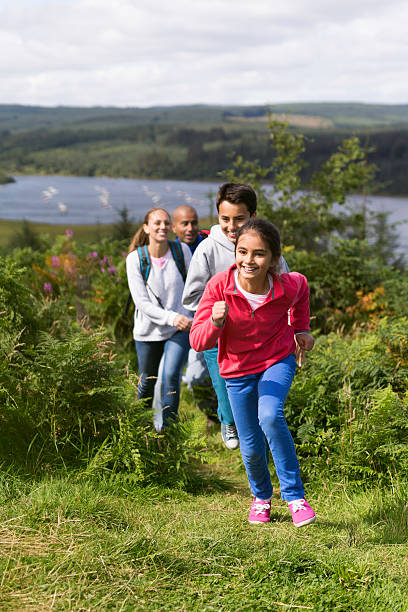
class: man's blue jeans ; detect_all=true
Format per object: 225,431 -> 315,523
135,331 -> 190,431
203,345 -> 235,426
225,353 -> 304,501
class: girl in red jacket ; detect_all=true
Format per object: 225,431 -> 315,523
190,218 -> 316,527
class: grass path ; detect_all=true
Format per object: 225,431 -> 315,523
1,423 -> 408,610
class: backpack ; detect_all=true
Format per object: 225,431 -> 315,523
125,240 -> 186,315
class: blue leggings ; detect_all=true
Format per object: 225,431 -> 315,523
225,354 -> 304,501
203,345 -> 235,426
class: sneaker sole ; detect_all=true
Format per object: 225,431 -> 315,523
224,441 -> 239,450
293,515 -> 316,527
248,519 -> 270,524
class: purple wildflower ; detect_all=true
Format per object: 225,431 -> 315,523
51,255 -> 60,268
65,229 -> 73,238
43,282 -> 52,295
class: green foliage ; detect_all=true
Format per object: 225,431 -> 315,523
109,206 -> 137,242
286,317 -> 408,484
285,238 -> 394,333
0,249 -> 206,488
222,117 -> 379,254
311,137 -> 376,206
3,103 -> 408,193
268,118 -> 307,200
0,255 -> 39,341
6,219 -> 44,252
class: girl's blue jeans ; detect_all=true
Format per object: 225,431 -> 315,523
135,330 -> 190,431
203,345 -> 235,426
225,353 -> 304,501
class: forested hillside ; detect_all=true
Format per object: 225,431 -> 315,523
1,103 -> 408,193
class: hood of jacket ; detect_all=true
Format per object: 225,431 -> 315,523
209,224 -> 235,252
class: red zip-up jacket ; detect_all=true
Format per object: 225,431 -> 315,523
189,265 -> 310,378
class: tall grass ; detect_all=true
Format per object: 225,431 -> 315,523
0,452 -> 407,610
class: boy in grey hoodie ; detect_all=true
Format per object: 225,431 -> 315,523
182,183 -> 289,449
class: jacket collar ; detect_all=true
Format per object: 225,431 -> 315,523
224,264 -> 285,300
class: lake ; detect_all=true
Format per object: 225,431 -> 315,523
1,175 -> 408,253
0,175 -> 220,225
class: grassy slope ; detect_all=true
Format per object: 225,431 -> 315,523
0,220 -> 114,248
1,393 -> 407,611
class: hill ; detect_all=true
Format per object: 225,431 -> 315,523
2,102 -> 408,132
1,103 -> 408,194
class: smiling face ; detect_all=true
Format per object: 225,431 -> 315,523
143,209 -> 171,244
235,230 -> 277,291
172,206 -> 199,245
218,200 -> 253,243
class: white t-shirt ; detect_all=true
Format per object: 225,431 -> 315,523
234,270 -> 273,311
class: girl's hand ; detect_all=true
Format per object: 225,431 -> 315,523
212,301 -> 229,327
295,332 -> 314,367
174,314 -> 192,331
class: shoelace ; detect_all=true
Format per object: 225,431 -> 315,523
225,425 -> 238,439
289,499 -> 306,512
253,502 -> 270,515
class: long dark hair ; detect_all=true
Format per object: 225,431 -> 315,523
235,218 -> 281,274
128,207 -> 170,253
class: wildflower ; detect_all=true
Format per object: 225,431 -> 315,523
65,229 -> 73,238
43,282 -> 52,295
51,255 -> 60,268
101,268 -> 106,273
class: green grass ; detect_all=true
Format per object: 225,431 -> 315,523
0,218 -> 216,250
1,398 -> 408,611
0,220 -> 115,249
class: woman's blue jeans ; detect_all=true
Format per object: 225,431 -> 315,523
203,345 -> 235,426
225,353 -> 304,501
135,331 -> 190,431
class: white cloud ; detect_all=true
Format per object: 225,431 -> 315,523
0,0 -> 407,106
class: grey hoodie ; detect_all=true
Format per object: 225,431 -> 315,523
182,224 -> 289,312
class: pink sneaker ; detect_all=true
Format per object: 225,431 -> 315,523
288,498 -> 316,527
248,497 -> 271,524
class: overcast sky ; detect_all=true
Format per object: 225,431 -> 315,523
1,0 -> 408,108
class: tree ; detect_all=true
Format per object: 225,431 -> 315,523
7,219 -> 43,252
221,117 -> 379,255
110,207 -> 136,242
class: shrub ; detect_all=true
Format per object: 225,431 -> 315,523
0,257 -> 206,488
286,317 -> 408,484
285,238 -> 393,334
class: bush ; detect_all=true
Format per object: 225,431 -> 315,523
285,238 -> 405,334
0,256 -> 206,488
286,317 -> 408,484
